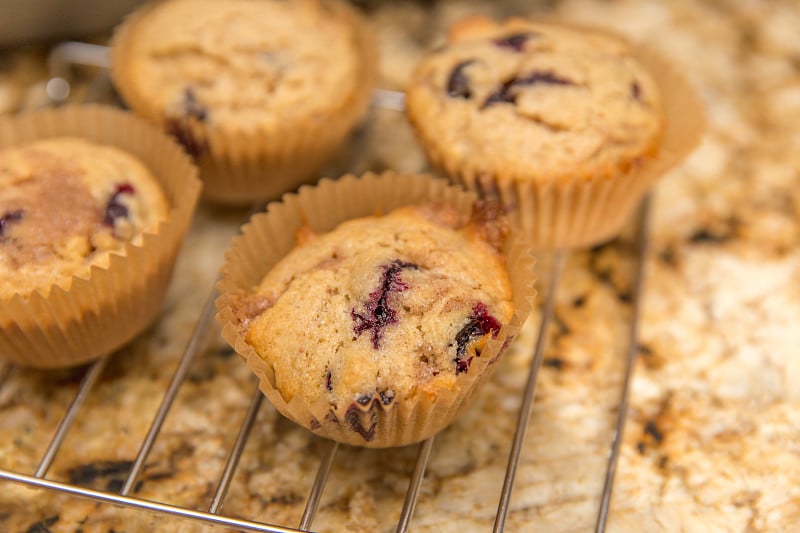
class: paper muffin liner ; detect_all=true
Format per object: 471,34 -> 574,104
0,105 -> 201,368
216,172 -> 536,448
110,0 -> 378,205
410,22 -> 705,250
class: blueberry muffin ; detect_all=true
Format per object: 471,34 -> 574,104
111,0 -> 377,204
0,138 -> 167,297
217,172 -> 534,447
0,106 -> 200,367
237,203 -> 512,409
406,16 -> 692,248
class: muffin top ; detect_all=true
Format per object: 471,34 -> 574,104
0,138 -> 168,298
406,16 -> 664,183
112,0 -> 375,133
234,203 -> 514,411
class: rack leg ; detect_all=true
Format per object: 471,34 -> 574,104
209,391 -> 264,514
35,356 -> 109,478
298,440 -> 339,531
493,251 -> 567,532
594,196 -> 652,533
395,436 -> 435,533
120,289 -> 218,496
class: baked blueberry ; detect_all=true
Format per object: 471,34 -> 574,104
482,71 -> 574,108
181,87 -> 208,122
453,302 -> 502,374
493,32 -> 535,52
351,260 -> 418,349
0,210 -> 23,239
166,119 -> 208,159
104,183 -> 136,227
446,60 -> 476,99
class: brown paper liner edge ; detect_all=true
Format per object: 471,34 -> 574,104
408,20 -> 706,249
110,1 -> 379,205
0,105 -> 201,367
215,171 -> 536,447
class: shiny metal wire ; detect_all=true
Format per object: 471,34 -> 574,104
209,391 -> 264,515
121,289 -> 219,497
34,355 -> 109,478
0,41 -> 653,533
396,437 -> 435,533
493,251 -> 566,532
594,196 -> 652,533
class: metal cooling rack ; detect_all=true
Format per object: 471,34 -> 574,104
0,42 -> 652,533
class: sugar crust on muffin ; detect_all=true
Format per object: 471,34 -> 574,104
232,203 -> 514,410
406,16 -> 664,183
114,0 -> 375,135
0,137 -> 168,297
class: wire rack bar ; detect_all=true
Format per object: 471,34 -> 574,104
120,288 -> 218,496
0,469 -> 303,533
371,88 -> 407,111
34,355 -> 109,478
298,440 -> 339,531
493,251 -> 566,532
594,196 -> 652,533
209,390 -> 264,514
395,436 -> 435,533
47,41 -> 110,72
45,42 -> 112,104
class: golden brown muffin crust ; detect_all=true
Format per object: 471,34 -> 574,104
114,0 -> 374,133
1,149 -> 100,268
0,138 -> 168,297
239,204 -> 515,410
406,16 -> 664,184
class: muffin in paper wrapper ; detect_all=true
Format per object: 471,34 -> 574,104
0,105 -> 201,368
407,19 -> 706,249
216,172 -> 535,448
110,0 -> 378,205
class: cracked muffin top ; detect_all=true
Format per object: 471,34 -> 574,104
0,138 -> 168,297
406,16 -> 664,183
112,0 -> 375,133
233,203 -> 514,410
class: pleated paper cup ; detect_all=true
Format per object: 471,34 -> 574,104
408,21 -> 705,250
110,0 -> 378,205
0,105 -> 201,368
216,172 -> 535,448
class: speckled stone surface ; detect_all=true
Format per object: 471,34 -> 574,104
1,0 -> 799,532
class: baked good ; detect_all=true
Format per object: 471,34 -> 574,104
111,0 -> 377,204
408,16 -> 663,185
0,138 -> 167,297
0,105 -> 200,368
240,203 -> 512,411
216,172 -> 534,447
406,16 -> 697,248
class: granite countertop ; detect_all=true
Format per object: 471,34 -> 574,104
1,0 -> 799,532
